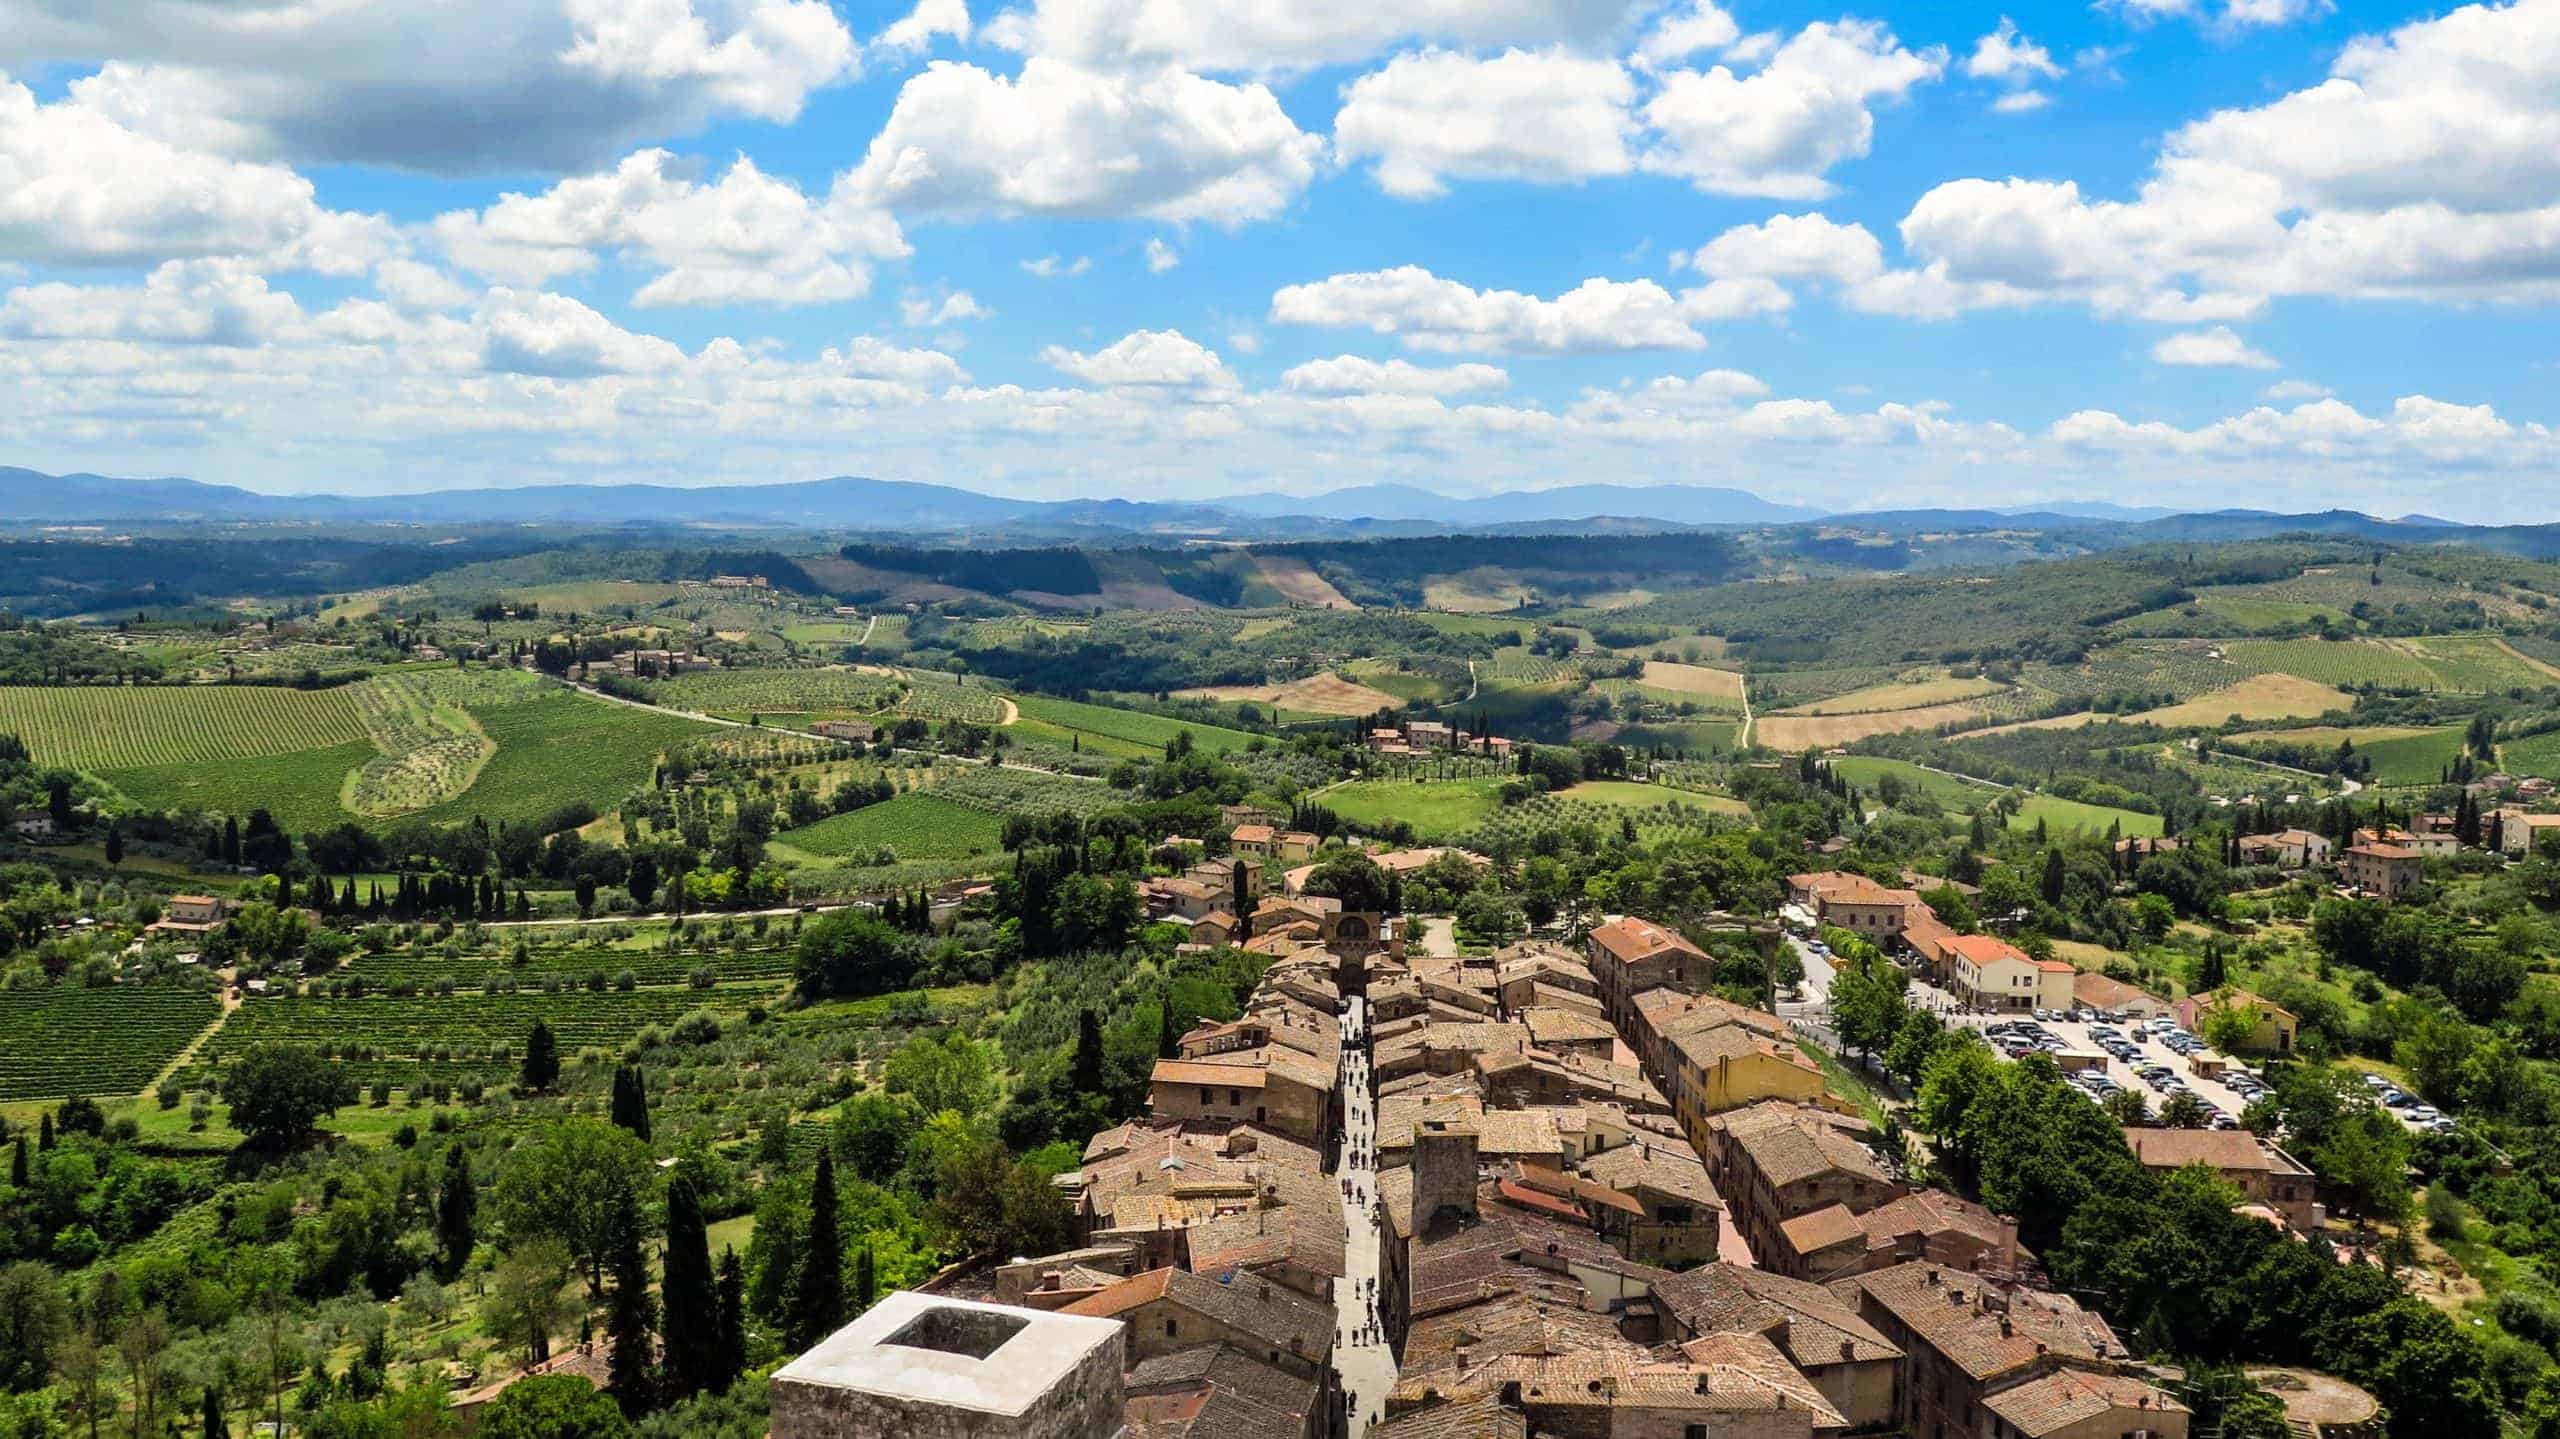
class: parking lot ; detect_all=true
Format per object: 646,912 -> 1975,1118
1780,925 -> 2445,1136
1952,1009 -> 2449,1135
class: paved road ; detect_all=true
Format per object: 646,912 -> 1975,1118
1332,993 -> 1394,1437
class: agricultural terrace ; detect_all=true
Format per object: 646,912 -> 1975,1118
344,938 -> 798,990
2220,639 -> 2438,689
643,666 -> 901,716
0,683 -> 367,768
1631,661 -> 1746,705
1772,671 -> 2005,716
344,670 -> 504,816
889,668 -> 1012,724
0,984 -> 220,1100
775,792 -> 1007,863
1752,700 -> 2003,751
1011,693 -> 1258,756
2502,728 -> 2560,781
194,984 -> 775,1086
403,685 -> 716,828
1320,774 -> 1748,845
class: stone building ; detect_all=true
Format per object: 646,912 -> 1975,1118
769,1293 -> 1126,1439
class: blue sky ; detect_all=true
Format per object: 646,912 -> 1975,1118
1,0 -> 2555,518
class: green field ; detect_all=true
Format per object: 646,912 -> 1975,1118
1828,756 -> 1998,807
777,792 -> 1008,862
2504,729 -> 2560,780
2013,794 -> 2164,838
2233,725 -> 2466,787
0,684 -> 368,768
409,688 -> 713,827
1320,776 -> 1509,839
1556,780 -> 1748,814
102,740 -> 385,834
1827,755 -> 2159,836
1010,694 -> 1257,756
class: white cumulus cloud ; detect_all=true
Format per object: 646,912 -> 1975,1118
2152,327 -> 2279,369
1039,328 -> 1237,391
1281,356 -> 1509,397
16,0 -> 860,173
1334,47 -> 1635,199
433,149 -> 907,307
1641,19 -> 1946,199
847,58 -> 1320,226
1271,266 -> 1714,354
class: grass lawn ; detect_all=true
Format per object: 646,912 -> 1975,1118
1558,780 -> 1750,815
1799,1040 -> 1891,1129
1321,776 -> 1509,840
1828,756 -> 1998,808
2013,794 -> 2164,838
776,793 -> 1007,862
2237,725 -> 2464,787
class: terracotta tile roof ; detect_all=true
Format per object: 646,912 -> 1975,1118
1840,1262 -> 2122,1381
1982,1369 -> 2188,1438
1669,1330 -> 1851,1425
1943,933 -> 2033,968
1507,1163 -> 1647,1218
1577,1140 -> 1723,1210
1065,1267 -> 1332,1359
1370,1393 -> 1526,1439
2071,972 -> 2154,1010
1153,1060 -> 1270,1089
1652,1264 -> 1902,1367
1521,1007 -> 1615,1046
1717,1103 -> 1892,1193
1125,1343 -> 1321,1439
1231,824 -> 1276,843
1780,1203 -> 1869,1257
1588,916 -> 1706,966
2121,1126 -> 2299,1175
1854,1189 -> 2023,1257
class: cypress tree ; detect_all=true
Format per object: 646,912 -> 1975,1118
661,1177 -> 718,1401
435,1142 -> 476,1281
1157,998 -> 1179,1059
2040,847 -> 2066,906
610,1067 -> 652,1140
37,1113 -> 53,1151
522,1020 -> 559,1092
603,1184 -> 658,1414
713,1247 -> 747,1393
788,1150 -> 846,1349
1071,1010 -> 1104,1096
9,1136 -> 25,1187
202,1385 -> 229,1439
853,1240 -> 877,1314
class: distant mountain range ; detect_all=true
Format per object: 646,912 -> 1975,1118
0,466 -> 2540,549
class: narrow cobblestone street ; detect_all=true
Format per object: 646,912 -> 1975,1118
1331,992 -> 1393,1437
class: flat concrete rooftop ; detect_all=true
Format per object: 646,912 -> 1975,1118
773,1291 -> 1122,1417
